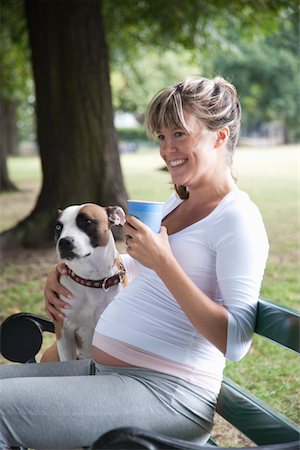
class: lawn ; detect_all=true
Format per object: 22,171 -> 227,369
0,145 -> 299,428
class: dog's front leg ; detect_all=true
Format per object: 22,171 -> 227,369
76,327 -> 94,360
56,324 -> 77,361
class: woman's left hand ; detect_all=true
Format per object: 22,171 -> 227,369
124,215 -> 174,272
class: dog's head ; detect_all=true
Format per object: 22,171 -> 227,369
55,203 -> 125,261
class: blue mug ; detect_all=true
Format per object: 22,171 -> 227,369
127,200 -> 164,233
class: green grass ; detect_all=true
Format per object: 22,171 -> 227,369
121,149 -> 172,201
225,335 -> 299,422
1,144 -> 299,423
1,279 -> 44,316
7,154 -> 42,183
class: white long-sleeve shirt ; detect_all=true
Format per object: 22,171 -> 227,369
93,190 -> 269,393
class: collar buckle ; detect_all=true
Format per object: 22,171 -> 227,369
102,277 -> 109,292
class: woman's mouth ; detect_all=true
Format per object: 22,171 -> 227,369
169,159 -> 187,168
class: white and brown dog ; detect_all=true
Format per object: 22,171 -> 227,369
54,203 -> 126,361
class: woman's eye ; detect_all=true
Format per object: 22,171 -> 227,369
157,134 -> 164,141
175,131 -> 183,138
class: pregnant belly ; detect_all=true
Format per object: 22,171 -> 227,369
91,346 -> 135,367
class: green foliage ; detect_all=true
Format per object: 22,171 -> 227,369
1,0 -> 299,143
203,7 -> 300,141
111,47 -> 200,115
1,0 -> 35,140
0,0 -> 32,101
117,127 -> 147,141
103,0 -> 294,57
107,1 -> 299,140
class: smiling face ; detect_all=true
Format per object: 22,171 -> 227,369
146,77 -> 242,198
158,112 -> 220,190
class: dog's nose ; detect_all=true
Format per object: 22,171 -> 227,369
58,237 -> 76,260
59,237 -> 75,252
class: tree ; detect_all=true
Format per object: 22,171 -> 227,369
109,1 -> 299,135
111,47 -> 201,119
0,97 -> 18,191
1,0 -> 296,247
202,7 -> 300,142
0,0 -> 32,191
1,0 -> 127,246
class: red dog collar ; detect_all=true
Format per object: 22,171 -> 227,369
66,265 -> 125,291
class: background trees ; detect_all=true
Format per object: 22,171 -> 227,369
1,0 -> 298,247
2,0 -> 128,246
0,0 -> 32,191
202,7 -> 299,143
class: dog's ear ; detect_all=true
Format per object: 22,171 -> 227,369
57,209 -> 63,216
106,206 -> 126,227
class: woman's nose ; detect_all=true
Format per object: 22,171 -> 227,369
160,137 -> 176,154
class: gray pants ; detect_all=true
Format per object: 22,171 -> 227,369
0,360 -> 216,449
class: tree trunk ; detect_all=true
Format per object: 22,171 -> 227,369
1,0 -> 127,248
0,96 -> 18,192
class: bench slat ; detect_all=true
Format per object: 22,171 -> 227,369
255,298 -> 300,353
217,377 -> 300,445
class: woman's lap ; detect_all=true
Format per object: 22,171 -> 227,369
0,358 -> 94,379
0,360 -> 212,449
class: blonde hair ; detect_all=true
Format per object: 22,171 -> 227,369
145,76 -> 242,198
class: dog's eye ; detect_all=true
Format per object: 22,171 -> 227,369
76,213 -> 97,230
82,217 -> 97,227
55,222 -> 63,232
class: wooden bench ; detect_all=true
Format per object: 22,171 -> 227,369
0,297 -> 299,449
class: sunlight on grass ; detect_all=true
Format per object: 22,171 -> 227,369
7,155 -> 42,183
121,149 -> 172,201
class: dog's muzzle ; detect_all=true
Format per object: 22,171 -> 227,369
58,237 -> 76,260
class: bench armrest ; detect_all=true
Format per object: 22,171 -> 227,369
92,427 -> 300,450
0,313 -> 54,363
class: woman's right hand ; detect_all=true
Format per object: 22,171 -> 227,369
44,262 -> 73,321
